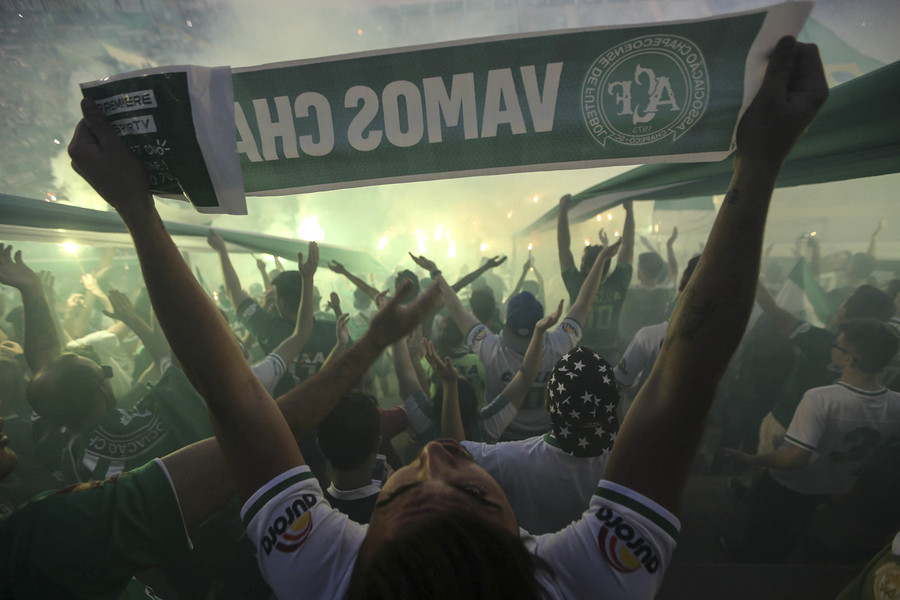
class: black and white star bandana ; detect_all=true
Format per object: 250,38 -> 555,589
546,346 -> 619,458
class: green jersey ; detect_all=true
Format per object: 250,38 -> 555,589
0,459 -> 190,599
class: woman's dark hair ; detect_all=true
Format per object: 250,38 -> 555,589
317,393 -> 381,471
346,511 -> 542,600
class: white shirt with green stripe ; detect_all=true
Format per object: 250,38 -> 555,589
772,382 -> 900,495
240,466 -> 678,599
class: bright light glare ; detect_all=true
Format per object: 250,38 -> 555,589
377,235 -> 388,250
810,231 -> 817,236
434,224 -> 444,241
596,214 -> 602,222
614,231 -> 620,237
186,19 -> 193,27
607,213 -> 613,220
53,139 -> 61,145
296,215 -> 325,242
527,243 -> 533,251
506,211 -> 513,219
480,242 -> 488,252
584,240 -> 591,246
61,242 -> 80,255
448,241 -> 457,258
532,196 -> 539,203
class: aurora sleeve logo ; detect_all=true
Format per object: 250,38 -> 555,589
582,35 -> 709,146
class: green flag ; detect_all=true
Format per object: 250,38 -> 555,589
776,257 -> 833,327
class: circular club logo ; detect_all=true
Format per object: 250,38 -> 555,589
581,34 -> 709,146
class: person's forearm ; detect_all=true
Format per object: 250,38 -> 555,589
257,263 -> 271,290
521,329 -> 546,382
216,247 -> 244,310
746,448 -> 807,469
439,379 -> 465,441
277,334 -> 385,440
618,203 -> 635,265
21,284 -> 61,373
557,203 -> 574,269
123,208 -> 256,402
567,243 -> 616,324
341,269 -> 380,300
666,242 -> 678,283
437,275 -> 478,334
269,273 -> 314,365
452,263 -> 491,292
392,339 -> 423,400
664,158 -> 780,386
506,268 -> 529,304
70,291 -> 96,339
119,314 -> 169,368
756,279 -> 798,337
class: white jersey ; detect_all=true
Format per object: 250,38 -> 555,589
242,466 -> 678,600
771,382 -> 900,495
614,321 -> 667,389
250,353 -> 287,396
463,433 -> 609,534
466,318 -> 582,437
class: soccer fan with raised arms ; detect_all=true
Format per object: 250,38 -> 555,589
66,35 -> 828,600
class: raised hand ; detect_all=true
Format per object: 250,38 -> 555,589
423,338 -> 459,382
407,325 -> 424,361
0,244 -> 40,291
299,242 -> 319,279
102,289 -> 138,324
335,313 -> 351,348
206,230 -> 227,253
326,292 -> 341,313
484,255 -> 507,269
67,99 -> 152,213
367,280 -> 441,349
598,239 -> 623,263
328,260 -> 348,276
667,227 -> 679,247
408,253 -> 438,274
81,272 -> 103,296
736,36 -> 828,164
598,228 -> 609,247
536,299 -> 564,332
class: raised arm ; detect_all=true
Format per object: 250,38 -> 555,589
207,230 -> 252,311
506,257 -> 533,304
565,240 -> 622,325
756,279 -> 801,337
867,218 -> 885,258
603,37 -> 828,514
255,256 -> 272,291
409,253 -> 479,334
103,289 -> 170,367
389,295 -> 425,400
451,255 -> 507,293
666,227 -> 679,283
499,300 -> 562,409
557,194 -> 576,272
617,200 -> 635,266
266,245 -> 317,367
0,245 -> 61,373
69,98 -> 300,502
328,260 -> 380,301
423,339 -> 464,442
